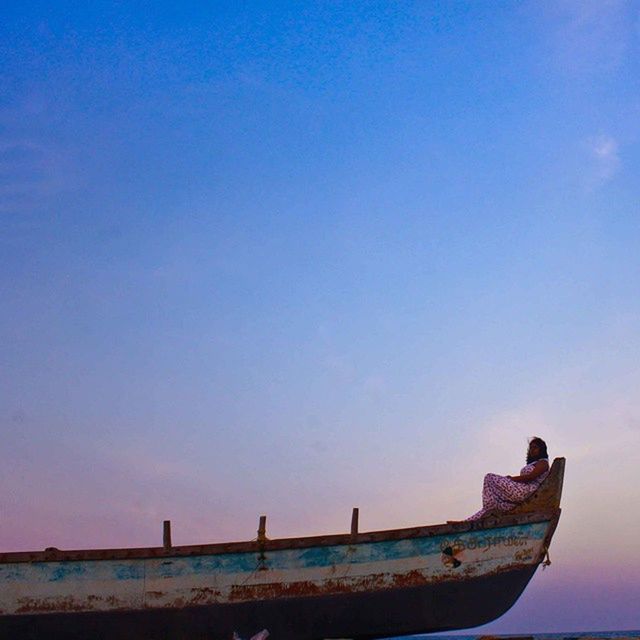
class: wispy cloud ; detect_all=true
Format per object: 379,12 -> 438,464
587,133 -> 621,186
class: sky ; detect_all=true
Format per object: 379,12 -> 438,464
1,0 -> 640,633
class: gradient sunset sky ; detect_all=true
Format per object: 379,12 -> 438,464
2,1 -> 640,633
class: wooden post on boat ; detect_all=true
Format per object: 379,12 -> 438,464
163,520 -> 172,550
257,515 -> 267,542
351,507 -> 359,540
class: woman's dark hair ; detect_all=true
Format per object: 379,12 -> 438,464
527,437 -> 548,463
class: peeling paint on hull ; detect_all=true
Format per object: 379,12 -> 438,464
1,522 -> 549,615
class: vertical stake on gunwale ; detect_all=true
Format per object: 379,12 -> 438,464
351,507 -> 359,539
258,515 -> 267,542
163,520 -> 172,549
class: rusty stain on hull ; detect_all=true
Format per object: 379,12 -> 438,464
15,593 -> 129,614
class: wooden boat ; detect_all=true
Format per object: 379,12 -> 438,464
0,458 -> 565,640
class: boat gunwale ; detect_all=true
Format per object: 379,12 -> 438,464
0,509 -> 560,565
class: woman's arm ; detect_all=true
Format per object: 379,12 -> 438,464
508,459 -> 549,483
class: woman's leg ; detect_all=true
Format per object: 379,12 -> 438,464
484,473 -> 518,509
466,473 -> 518,520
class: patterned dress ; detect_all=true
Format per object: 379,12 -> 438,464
467,458 -> 550,520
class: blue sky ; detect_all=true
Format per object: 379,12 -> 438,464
2,1 -> 640,632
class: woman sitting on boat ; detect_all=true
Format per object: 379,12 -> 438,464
467,437 -> 550,520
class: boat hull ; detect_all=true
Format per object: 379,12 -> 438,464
0,517 -> 557,640
0,562 -> 538,640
